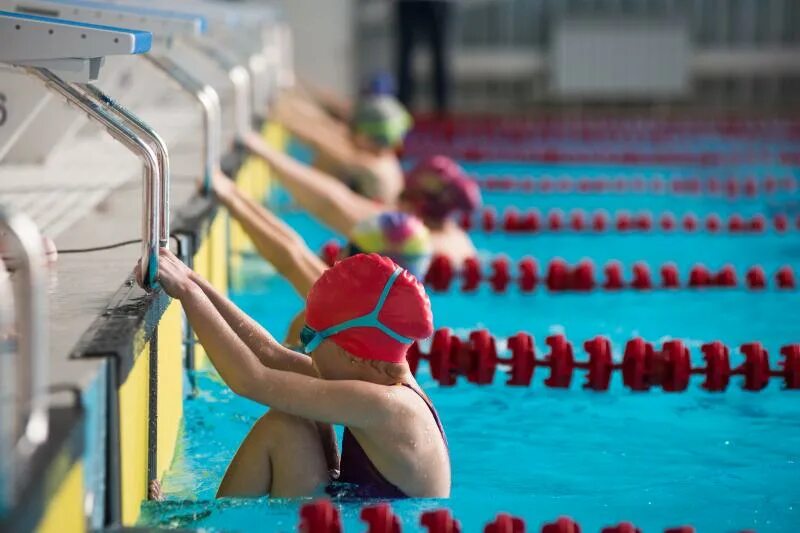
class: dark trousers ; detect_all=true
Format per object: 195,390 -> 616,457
396,1 -> 452,113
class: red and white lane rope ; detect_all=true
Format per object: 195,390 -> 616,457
320,242 -> 796,293
409,115 -> 800,140
462,208 -> 800,234
407,328 -> 800,391
421,255 -> 795,293
471,175 -> 798,196
402,145 -> 800,165
300,499 -> 731,533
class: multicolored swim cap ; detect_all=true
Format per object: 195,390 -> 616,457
304,253 -> 434,363
348,212 -> 432,279
402,155 -> 482,222
351,96 -> 412,149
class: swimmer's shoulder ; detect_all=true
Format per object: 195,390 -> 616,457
430,222 -> 477,263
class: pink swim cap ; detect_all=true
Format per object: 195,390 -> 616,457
305,254 -> 434,363
402,156 -> 482,222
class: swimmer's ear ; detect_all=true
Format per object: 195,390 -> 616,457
366,359 -> 407,382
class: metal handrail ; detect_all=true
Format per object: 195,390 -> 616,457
0,207 -> 48,508
0,249 -> 16,509
144,55 -> 221,195
78,84 -> 171,247
188,39 -> 254,142
27,67 -> 162,290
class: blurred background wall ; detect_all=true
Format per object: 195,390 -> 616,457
279,0 -> 356,97
282,0 -> 800,113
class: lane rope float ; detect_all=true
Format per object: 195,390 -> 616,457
320,242 -> 796,293
299,499 -> 709,533
463,208 -> 800,234
470,175 -> 798,197
423,255 -> 796,293
405,328 -> 800,391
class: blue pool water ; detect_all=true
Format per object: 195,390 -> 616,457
140,157 -> 800,532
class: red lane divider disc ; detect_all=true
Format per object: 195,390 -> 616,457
407,328 -> 800,392
319,241 -> 796,294
413,253 -> 797,293
462,209 -> 797,234
470,176 -> 798,196
297,499 -> 733,532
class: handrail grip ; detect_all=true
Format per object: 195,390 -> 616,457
0,256 -> 13,508
78,83 -> 171,247
188,39 -> 254,142
0,207 -> 48,451
144,54 -> 221,196
27,67 -> 162,290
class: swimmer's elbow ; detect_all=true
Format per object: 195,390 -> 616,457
228,368 -> 263,401
233,366 -> 288,407
227,374 -> 251,399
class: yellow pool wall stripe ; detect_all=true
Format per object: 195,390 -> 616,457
118,343 -> 150,525
36,461 -> 85,533
156,301 -> 184,480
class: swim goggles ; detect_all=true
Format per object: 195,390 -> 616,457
300,266 -> 413,354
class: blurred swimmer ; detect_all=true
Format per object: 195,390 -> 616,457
211,171 -> 431,346
269,91 -> 411,203
241,133 -> 480,263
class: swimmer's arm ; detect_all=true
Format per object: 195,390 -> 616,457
242,133 -> 381,235
214,173 -> 325,297
297,80 -> 353,122
175,272 -> 398,425
138,249 -> 313,379
176,277 -> 389,423
178,285 -> 282,387
188,275 -> 315,376
238,366 -> 403,428
274,97 -> 360,169
313,91 -> 352,123
280,92 -> 349,135
285,90 -> 348,127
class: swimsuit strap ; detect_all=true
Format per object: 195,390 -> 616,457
395,383 -> 448,447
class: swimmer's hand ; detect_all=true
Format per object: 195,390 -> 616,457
196,167 -> 231,199
209,168 -> 235,200
134,248 -> 195,299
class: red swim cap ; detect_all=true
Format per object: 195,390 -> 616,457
402,155 -> 482,222
305,254 -> 434,363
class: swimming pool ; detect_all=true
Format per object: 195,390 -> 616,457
140,140 -> 800,532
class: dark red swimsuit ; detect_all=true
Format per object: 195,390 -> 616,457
327,383 -> 448,499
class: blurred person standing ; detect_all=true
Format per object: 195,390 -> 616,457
395,0 -> 453,115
